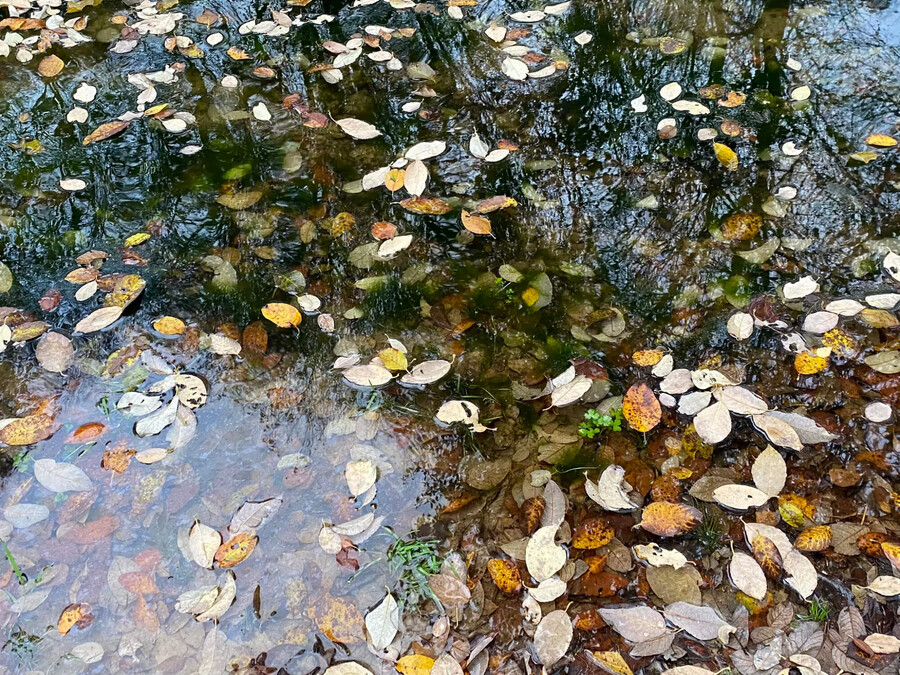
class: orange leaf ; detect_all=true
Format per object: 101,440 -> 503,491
262,302 -> 301,328
58,603 -> 93,635
638,501 -> 701,537
38,54 -> 64,77
65,421 -> 107,444
794,525 -> 832,552
372,221 -> 397,240
487,558 -> 522,593
461,209 -> 491,235
227,45 -> 251,60
119,571 -> 159,595
101,445 -> 136,473
399,196 -> 452,215
622,381 -> 661,432
214,532 -> 258,568
572,516 -> 614,549
881,542 -> 900,568
83,120 -> 130,146
521,496 -> 545,534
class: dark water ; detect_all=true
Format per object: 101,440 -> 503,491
1,0 -> 900,672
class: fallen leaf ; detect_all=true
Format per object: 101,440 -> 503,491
461,210 -> 491,235
526,525 -> 566,581
639,502 -> 701,537
58,603 -> 92,635
622,382 -> 661,432
533,609 -> 573,665
38,54 -> 64,77
83,120 -> 130,146
365,591 -> 399,650
487,558 -> 522,593
214,532 -> 258,568
262,302 -> 301,328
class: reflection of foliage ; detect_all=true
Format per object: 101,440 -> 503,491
360,276 -> 422,325
579,408 -> 623,438
543,337 -> 585,374
385,528 -> 443,606
799,598 -> 830,623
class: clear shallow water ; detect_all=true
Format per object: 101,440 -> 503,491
0,0 -> 900,672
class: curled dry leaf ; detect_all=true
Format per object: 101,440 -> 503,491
584,465 -> 637,512
622,381 -> 661,432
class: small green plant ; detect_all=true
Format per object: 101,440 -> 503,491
579,408 -> 623,438
494,277 -> 516,304
384,529 -> 443,605
2,542 -> 26,585
799,598 -> 830,623
12,450 -> 31,473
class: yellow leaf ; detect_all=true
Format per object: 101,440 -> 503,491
153,316 -> 186,335
475,195 -> 517,214
38,54 -> 64,77
822,328 -> 857,357
850,151 -> 879,163
794,350 -> 828,375
639,501 -> 701,537
721,213 -> 762,241
866,134 -> 898,148
384,168 -> 405,192
590,652 -> 633,675
521,287 -> 540,306
378,347 -> 408,371
714,142 -> 738,171
396,655 -> 435,675
125,232 -> 150,247
572,516 -> 614,549
461,209 -> 491,235
794,525 -> 832,552
227,45 -> 251,60
0,413 -> 58,446
262,302 -> 302,328
622,381 -> 661,432
308,594 -> 364,644
487,558 -> 522,593
658,37 -> 686,55
632,349 -> 664,366
778,493 -> 815,528
330,212 -> 356,236
718,91 -> 747,108
751,535 -> 783,578
143,103 -> 169,117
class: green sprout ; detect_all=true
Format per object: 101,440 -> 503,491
579,408 -> 623,438
384,529 -> 443,606
2,542 -> 26,585
799,598 -> 830,623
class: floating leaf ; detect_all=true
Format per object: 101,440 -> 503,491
262,302 -> 301,328
336,118 -> 382,140
214,532 -> 258,568
0,414 -> 58,446
74,306 -> 123,333
229,497 -> 283,534
38,54 -> 64,77
713,143 -> 738,171
461,210 -> 491,235
365,591 -> 399,650
399,196 -> 452,215
751,446 -> 786,497
721,213 -> 761,241
693,401 -> 732,444
58,603 -> 92,635
584,465 -> 637,512
622,382 -> 661,432
83,120 -> 130,146
35,332 -> 74,373
866,134 -> 898,148
344,364 -> 393,388
189,521 -> 222,569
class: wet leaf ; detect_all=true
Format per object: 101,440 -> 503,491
663,602 -> 735,641
729,551 -> 767,600
597,605 -> 669,643
487,558 -> 522,593
751,535 -> 783,578
795,525 -> 832,552
461,209 -> 491,235
693,401 -> 732,444
572,516 -> 614,549
866,134 -> 898,148
38,54 -> 64,77
344,364 -> 393,387
585,465 -> 637,512
365,591 -> 399,650
217,191 -> 262,210
622,381 -> 661,432
0,415 -> 59,446
196,571 -> 237,622
262,302 -> 301,328
639,502 -> 701,537
230,497 -> 282,534
752,413 -> 803,450
35,332 -> 74,373
189,521 -> 221,568
399,196 -> 452,214
713,143 -> 738,171
345,461 -> 377,497
428,573 -> 470,608
533,610 -> 573,666
550,374 -> 591,408
713,484 -> 770,510
526,525 -> 566,581
74,306 -> 123,333
751,446 -> 786,498
378,347 -> 408,371
721,213 -> 761,241
83,120 -> 130,145
866,576 -> 900,597
58,603 -> 92,635
400,360 -> 451,385
336,118 -> 382,140
66,422 -> 107,444
475,195 -> 517,213
396,655 -> 435,675
214,532 -> 258,568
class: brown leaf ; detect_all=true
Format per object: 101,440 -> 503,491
751,535 -> 783,578
461,209 -> 491,235
572,516 -> 614,549
83,120 -> 130,146
65,422 -> 107,444
38,54 -> 64,77
399,196 -> 452,215
475,195 -> 517,213
521,496 -> 545,534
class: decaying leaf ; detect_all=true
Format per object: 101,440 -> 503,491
526,525 -> 566,581
487,558 -> 522,593
533,610 -> 573,666
639,502 -> 702,537
622,381 -> 661,432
